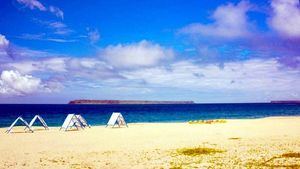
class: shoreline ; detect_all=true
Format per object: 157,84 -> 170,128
1,115 -> 300,129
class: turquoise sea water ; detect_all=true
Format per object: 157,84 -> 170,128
0,103 -> 299,127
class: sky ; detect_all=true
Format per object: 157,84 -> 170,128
0,0 -> 300,103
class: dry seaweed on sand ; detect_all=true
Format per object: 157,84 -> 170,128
247,152 -> 300,168
188,119 -> 227,124
281,152 -> 300,158
168,147 -> 225,168
228,137 -> 241,140
176,147 -> 225,156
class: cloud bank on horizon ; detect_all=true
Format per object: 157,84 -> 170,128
0,0 -> 300,103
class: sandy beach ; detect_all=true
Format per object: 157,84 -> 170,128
0,116 -> 299,169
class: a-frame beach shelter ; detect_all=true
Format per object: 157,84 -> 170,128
76,114 -> 91,128
5,116 -> 34,133
60,114 -> 83,131
29,115 -> 49,130
106,112 -> 128,128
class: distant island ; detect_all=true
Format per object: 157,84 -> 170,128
271,100 -> 300,104
69,100 -> 194,104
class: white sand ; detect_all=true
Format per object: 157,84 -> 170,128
0,116 -> 299,168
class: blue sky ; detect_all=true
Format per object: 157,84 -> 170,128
0,0 -> 300,103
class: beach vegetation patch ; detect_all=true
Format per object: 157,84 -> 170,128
177,147 -> 224,156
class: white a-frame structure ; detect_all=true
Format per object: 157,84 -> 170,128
29,115 -> 49,130
76,115 -> 91,128
106,112 -> 128,128
5,116 -> 34,133
60,114 -> 84,131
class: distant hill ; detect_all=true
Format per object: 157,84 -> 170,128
271,100 -> 300,104
69,100 -> 194,104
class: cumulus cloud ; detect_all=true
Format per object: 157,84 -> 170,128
16,0 -> 46,11
0,70 -> 47,96
122,58 -> 300,97
180,0 -> 253,39
0,34 -> 9,47
278,55 -> 300,69
177,0 -> 300,67
0,34 -> 13,59
269,0 -> 300,37
7,58 -> 67,74
100,40 -> 174,69
49,6 -> 64,20
67,58 -> 122,79
6,57 -> 122,80
2,47 -> 299,101
1,35 -> 120,80
1,40 -> 175,90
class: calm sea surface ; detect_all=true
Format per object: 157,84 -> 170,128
0,103 -> 299,127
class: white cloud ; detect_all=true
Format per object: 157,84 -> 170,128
2,49 -> 299,100
48,22 -> 72,35
44,58 -> 67,72
6,57 -> 121,80
19,33 -> 76,43
7,58 -> 67,74
88,29 -> 100,44
0,70 -> 45,96
122,58 -> 300,97
180,0 -> 253,39
100,40 -> 174,68
0,34 -> 9,47
49,22 -> 66,29
269,0 -> 300,37
16,0 -> 47,11
0,34 -> 11,59
67,58 -> 121,79
45,38 -> 76,43
16,1 -> 64,20
49,6 -> 64,20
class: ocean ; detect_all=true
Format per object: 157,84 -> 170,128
0,103 -> 299,127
